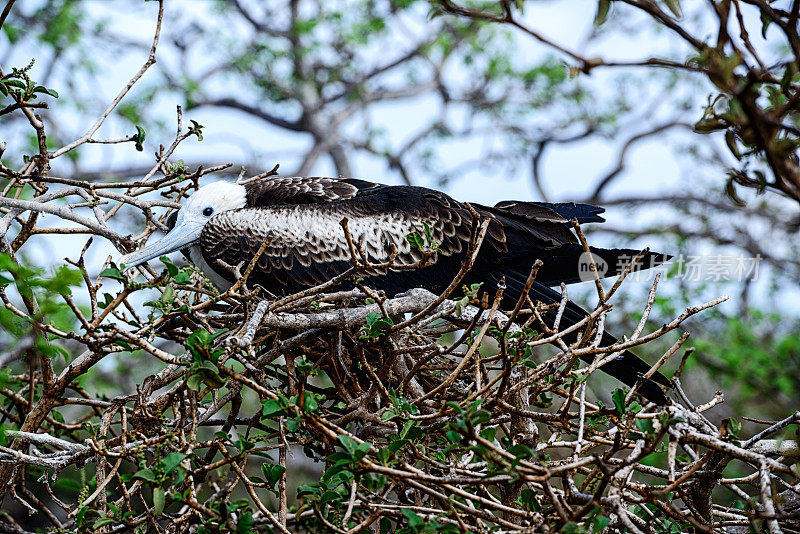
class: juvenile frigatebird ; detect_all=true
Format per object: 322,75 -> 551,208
120,177 -> 671,403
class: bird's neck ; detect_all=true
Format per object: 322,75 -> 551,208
189,246 -> 233,291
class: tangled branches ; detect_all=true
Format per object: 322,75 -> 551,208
1,143 -> 799,534
1,139 -> 799,531
0,2 -> 798,531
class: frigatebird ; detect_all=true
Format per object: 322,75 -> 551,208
120,177 -> 671,403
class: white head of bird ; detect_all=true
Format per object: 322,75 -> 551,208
119,181 -> 247,268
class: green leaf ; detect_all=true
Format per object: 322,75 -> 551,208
173,271 -> 191,284
519,488 -> 541,512
133,468 -> 158,483
401,508 -> 423,527
100,267 -> 125,281
297,484 -> 319,496
134,125 -> 146,151
189,119 -> 204,141
261,463 -> 285,494
507,443 -> 533,459
237,510 -> 254,534
162,452 -> 187,474
594,0 -> 611,26
152,486 -> 165,515
663,0 -> 682,18
725,176 -> 746,207
4,79 -> 25,89
727,417 -> 741,437
725,131 -> 741,160
760,11 -> 771,38
32,85 -> 59,98
75,506 -> 89,526
635,417 -> 655,435
377,447 -> 392,465
186,373 -> 204,390
320,490 -> 341,505
612,388 -> 627,414
339,435 -> 359,457
593,514 -> 611,531
406,231 -> 424,250
303,390 -> 319,413
113,340 -> 133,351
160,256 -> 179,277
93,517 -> 116,528
360,312 -> 393,338
261,399 -> 285,418
286,417 -> 301,432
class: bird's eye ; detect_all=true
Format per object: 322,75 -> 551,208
203,207 -> 214,217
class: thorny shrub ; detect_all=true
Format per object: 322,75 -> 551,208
1,2 -> 799,533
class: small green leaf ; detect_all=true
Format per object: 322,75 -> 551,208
519,488 -> 541,512
406,231 -> 424,250
113,340 -> 133,351
760,11 -> 771,38
663,0 -> 682,18
75,506 -> 89,526
133,468 -> 158,483
161,452 -> 187,474
237,510 -> 254,534
303,390 -> 319,413
134,125 -> 146,151
635,417 -> 655,435
100,267 -> 125,281
186,373 -> 204,390
401,508 -> 423,527
286,417 -> 301,433
152,487 -> 165,515
594,0 -> 611,26
93,517 -> 116,528
727,417 -> 741,437
32,85 -> 58,98
507,443 -> 533,459
189,119 -> 204,141
612,388 -> 627,414
173,271 -> 191,284
160,256 -> 179,277
593,514 -> 611,531
725,177 -> 746,207
339,435 -> 359,457
4,79 -> 25,89
261,463 -> 286,495
261,399 -> 285,418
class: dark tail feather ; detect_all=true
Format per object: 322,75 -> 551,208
529,201 -> 606,223
492,200 -> 606,223
532,245 -> 672,287
487,271 -> 670,404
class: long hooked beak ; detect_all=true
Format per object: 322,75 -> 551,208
118,221 -> 203,268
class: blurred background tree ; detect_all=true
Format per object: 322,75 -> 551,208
2,0 -> 798,416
